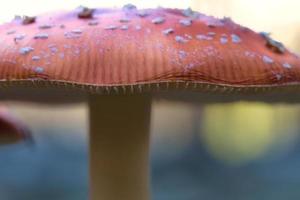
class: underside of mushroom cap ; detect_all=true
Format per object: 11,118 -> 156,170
0,6 -> 300,102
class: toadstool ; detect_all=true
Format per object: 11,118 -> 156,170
0,4 -> 300,200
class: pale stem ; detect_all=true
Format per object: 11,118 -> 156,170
89,94 -> 152,200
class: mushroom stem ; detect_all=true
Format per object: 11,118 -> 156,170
89,94 -> 152,200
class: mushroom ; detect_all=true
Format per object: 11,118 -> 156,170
0,106 -> 32,145
0,5 -> 300,200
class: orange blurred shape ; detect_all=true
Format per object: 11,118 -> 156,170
0,107 -> 32,145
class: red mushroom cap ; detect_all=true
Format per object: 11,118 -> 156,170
0,7 -> 299,99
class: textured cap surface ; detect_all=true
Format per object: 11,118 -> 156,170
0,6 -> 300,95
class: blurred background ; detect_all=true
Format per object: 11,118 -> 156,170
1,0 -> 300,199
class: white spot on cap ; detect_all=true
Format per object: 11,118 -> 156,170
245,51 -> 256,58
196,34 -> 213,41
32,56 -> 40,61
179,50 -> 187,59
260,32 -> 285,54
88,21 -> 98,26
275,74 -> 282,81
64,31 -> 81,39
120,18 -> 131,23
34,66 -> 44,73
38,24 -> 53,29
14,34 -> 26,41
184,34 -> 193,40
162,28 -> 174,35
260,32 -> 272,41
49,46 -> 58,53
186,63 -> 196,70
220,37 -> 228,44
123,3 -> 137,10
71,29 -> 83,34
19,47 -> 34,55
7,30 -> 16,35
231,34 -> 241,43
152,17 -> 165,24
179,19 -> 192,26
34,33 -> 49,39
203,17 -> 225,27
77,6 -> 94,19
105,25 -> 118,30
137,10 -> 149,17
182,8 -> 199,18
207,32 -> 216,36
282,63 -> 292,69
175,36 -> 188,43
120,25 -> 129,30
262,55 -> 274,64
22,16 -> 36,25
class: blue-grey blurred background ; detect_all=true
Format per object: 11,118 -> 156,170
1,0 -> 300,200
